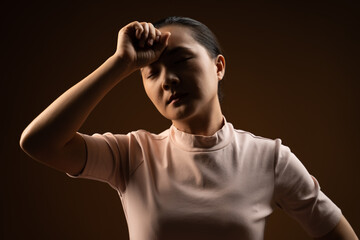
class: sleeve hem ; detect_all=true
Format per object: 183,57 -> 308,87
310,208 -> 342,238
65,132 -> 89,178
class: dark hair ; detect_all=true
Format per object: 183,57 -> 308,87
153,16 -> 225,102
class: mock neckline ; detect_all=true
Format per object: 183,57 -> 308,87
169,116 -> 234,152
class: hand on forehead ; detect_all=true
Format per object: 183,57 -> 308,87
140,25 -> 197,71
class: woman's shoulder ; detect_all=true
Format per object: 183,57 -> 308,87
228,123 -> 283,154
231,124 -> 280,143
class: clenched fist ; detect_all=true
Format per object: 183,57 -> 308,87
115,21 -> 171,71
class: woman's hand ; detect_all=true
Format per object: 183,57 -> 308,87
114,21 -> 171,71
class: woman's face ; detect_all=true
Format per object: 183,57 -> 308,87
140,25 -> 225,122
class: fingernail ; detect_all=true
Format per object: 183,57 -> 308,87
148,39 -> 153,46
155,36 -> 160,42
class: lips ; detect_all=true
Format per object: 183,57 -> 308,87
167,93 -> 188,105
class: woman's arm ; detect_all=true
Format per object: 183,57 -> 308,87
20,55 -> 133,175
20,21 -> 170,175
315,215 -> 358,240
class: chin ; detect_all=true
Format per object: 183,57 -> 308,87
164,106 -> 200,122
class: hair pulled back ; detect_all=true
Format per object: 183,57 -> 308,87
153,16 -> 225,102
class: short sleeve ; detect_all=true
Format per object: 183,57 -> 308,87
66,132 -> 131,195
273,139 -> 342,238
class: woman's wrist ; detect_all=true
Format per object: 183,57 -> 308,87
109,54 -> 137,79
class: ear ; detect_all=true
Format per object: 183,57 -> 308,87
215,54 -> 225,81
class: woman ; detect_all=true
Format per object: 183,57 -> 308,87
20,16 -> 357,239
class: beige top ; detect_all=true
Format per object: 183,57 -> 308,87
67,117 -> 341,240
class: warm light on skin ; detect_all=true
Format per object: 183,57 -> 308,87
140,25 -> 225,135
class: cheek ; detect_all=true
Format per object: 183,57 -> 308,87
200,63 -> 220,97
196,62 -> 217,85
142,81 -> 150,97
193,56 -> 216,77
143,81 -> 162,106
143,81 -> 155,102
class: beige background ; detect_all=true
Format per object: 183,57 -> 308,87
2,1 -> 359,239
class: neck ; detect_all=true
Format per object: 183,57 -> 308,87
172,101 -> 224,136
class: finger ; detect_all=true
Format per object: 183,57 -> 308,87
147,23 -> 156,46
154,32 -> 171,52
161,32 -> 171,42
155,28 -> 161,42
133,22 -> 144,40
139,22 -> 149,48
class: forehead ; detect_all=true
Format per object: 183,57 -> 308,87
159,24 -> 197,46
140,25 -> 204,72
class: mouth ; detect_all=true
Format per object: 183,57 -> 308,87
167,93 -> 188,105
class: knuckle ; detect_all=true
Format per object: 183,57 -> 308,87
149,24 -> 156,34
130,21 -> 139,29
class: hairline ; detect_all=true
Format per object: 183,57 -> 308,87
157,23 -> 218,59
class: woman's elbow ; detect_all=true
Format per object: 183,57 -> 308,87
19,127 -> 51,160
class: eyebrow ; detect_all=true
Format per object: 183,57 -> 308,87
161,46 -> 193,58
141,46 -> 193,72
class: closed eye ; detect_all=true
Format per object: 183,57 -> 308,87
174,57 -> 193,64
146,57 -> 193,79
147,72 -> 159,79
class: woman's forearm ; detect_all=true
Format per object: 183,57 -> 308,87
20,55 -> 135,157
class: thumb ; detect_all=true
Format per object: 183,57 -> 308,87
155,32 -> 171,52
161,32 -> 171,45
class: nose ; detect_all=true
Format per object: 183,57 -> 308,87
161,70 -> 180,91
